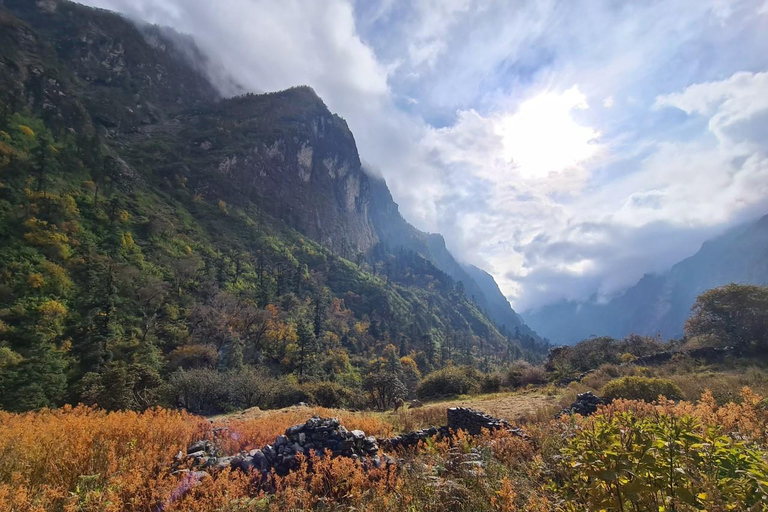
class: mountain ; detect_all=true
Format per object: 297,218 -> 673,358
0,0 -> 544,411
367,173 -> 544,347
525,215 -> 768,344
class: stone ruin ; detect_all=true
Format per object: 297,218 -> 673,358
180,407 -> 530,478
557,391 -> 604,417
180,416 -> 393,477
382,407 -> 529,450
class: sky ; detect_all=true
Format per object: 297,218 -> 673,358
76,0 -> 768,312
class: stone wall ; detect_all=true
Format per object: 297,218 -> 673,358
182,409 -> 529,478
181,416 -> 392,478
382,407 -> 529,450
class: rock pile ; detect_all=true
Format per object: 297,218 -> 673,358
447,407 -> 515,435
558,392 -> 603,417
382,407 -> 529,450
183,416 -> 393,477
382,425 -> 449,450
182,409 -> 530,478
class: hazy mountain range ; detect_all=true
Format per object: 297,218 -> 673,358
525,214 -> 768,344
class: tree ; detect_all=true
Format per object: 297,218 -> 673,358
399,355 -> 422,397
363,370 -> 406,410
685,284 -> 768,353
295,319 -> 318,381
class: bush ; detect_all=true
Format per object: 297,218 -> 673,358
80,363 -> 163,411
224,367 -> 272,410
416,366 -> 479,399
480,373 -> 502,393
520,365 -> 547,386
506,360 -> 531,388
302,381 -> 362,409
267,376 -> 313,409
602,376 -> 683,402
166,368 -> 227,415
558,409 -> 768,511
363,371 -> 407,410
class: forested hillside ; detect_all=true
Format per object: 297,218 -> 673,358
0,0 -> 544,413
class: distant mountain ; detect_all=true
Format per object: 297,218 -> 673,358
525,215 -> 768,344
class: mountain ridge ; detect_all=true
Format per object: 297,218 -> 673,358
0,0 -> 545,411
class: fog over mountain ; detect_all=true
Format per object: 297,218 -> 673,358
525,214 -> 768,344
74,0 -> 768,317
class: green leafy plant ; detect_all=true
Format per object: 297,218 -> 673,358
557,410 -> 768,511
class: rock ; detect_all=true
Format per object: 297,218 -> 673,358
558,392 -> 604,417
409,399 -> 424,408
286,425 -> 303,438
239,456 -> 256,472
188,410 -> 527,478
187,440 -> 209,454
215,457 -> 236,471
251,450 -> 268,471
262,444 -> 277,462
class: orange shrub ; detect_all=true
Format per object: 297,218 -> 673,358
0,405 -> 211,511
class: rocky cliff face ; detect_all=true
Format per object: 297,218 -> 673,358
185,89 -> 380,256
525,214 -> 768,344
2,0 -> 218,133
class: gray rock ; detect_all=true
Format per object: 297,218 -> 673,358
187,440 -> 208,453
262,445 -> 277,461
239,456 -> 256,472
215,456 -> 235,470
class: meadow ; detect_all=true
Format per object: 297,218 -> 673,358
2,372 -> 768,512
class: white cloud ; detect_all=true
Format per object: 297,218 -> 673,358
655,71 -> 768,149
603,96 -> 615,108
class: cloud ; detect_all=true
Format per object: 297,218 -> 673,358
655,71 -> 768,148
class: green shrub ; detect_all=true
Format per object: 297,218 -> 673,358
480,373 -> 502,393
267,376 -> 313,408
224,367 -> 272,409
416,366 -> 479,399
302,381 -> 361,409
602,376 -> 683,402
558,411 -> 768,511
166,368 -> 227,415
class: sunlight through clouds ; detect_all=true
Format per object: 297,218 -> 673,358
495,87 -> 601,180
